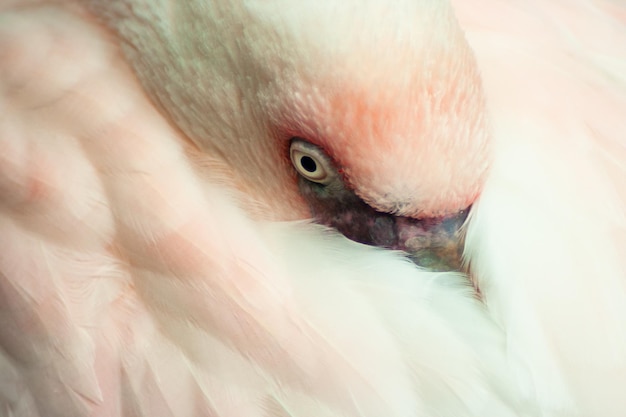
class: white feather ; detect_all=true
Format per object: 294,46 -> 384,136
456,0 -> 626,415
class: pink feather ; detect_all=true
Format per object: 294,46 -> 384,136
1,1 -> 625,416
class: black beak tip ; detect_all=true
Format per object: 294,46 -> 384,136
400,208 -> 470,272
407,245 -> 466,272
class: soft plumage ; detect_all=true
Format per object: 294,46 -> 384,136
0,1 -> 625,417
456,1 -> 626,414
86,0 -> 490,218
0,5 -> 519,416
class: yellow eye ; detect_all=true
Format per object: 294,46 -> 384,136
290,139 -> 333,185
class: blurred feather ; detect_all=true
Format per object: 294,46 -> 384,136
455,0 -> 626,415
1,1 -> 625,416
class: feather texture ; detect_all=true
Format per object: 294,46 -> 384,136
0,5 -> 524,416
455,1 -> 626,415
1,0 -> 626,416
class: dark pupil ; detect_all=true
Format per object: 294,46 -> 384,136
300,156 -> 317,173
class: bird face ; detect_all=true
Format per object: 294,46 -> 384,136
93,0 -> 491,271
253,1 -> 490,271
290,138 -> 471,271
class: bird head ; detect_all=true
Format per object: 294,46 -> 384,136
92,0 -> 491,271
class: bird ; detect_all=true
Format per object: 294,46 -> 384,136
0,1 -> 624,417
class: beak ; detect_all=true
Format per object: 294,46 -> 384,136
298,175 -> 470,272
394,210 -> 469,272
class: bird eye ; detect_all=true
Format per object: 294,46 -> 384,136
289,139 -> 334,185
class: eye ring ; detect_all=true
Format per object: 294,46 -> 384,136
289,139 -> 334,185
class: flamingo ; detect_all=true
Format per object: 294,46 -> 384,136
0,1 -> 624,416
